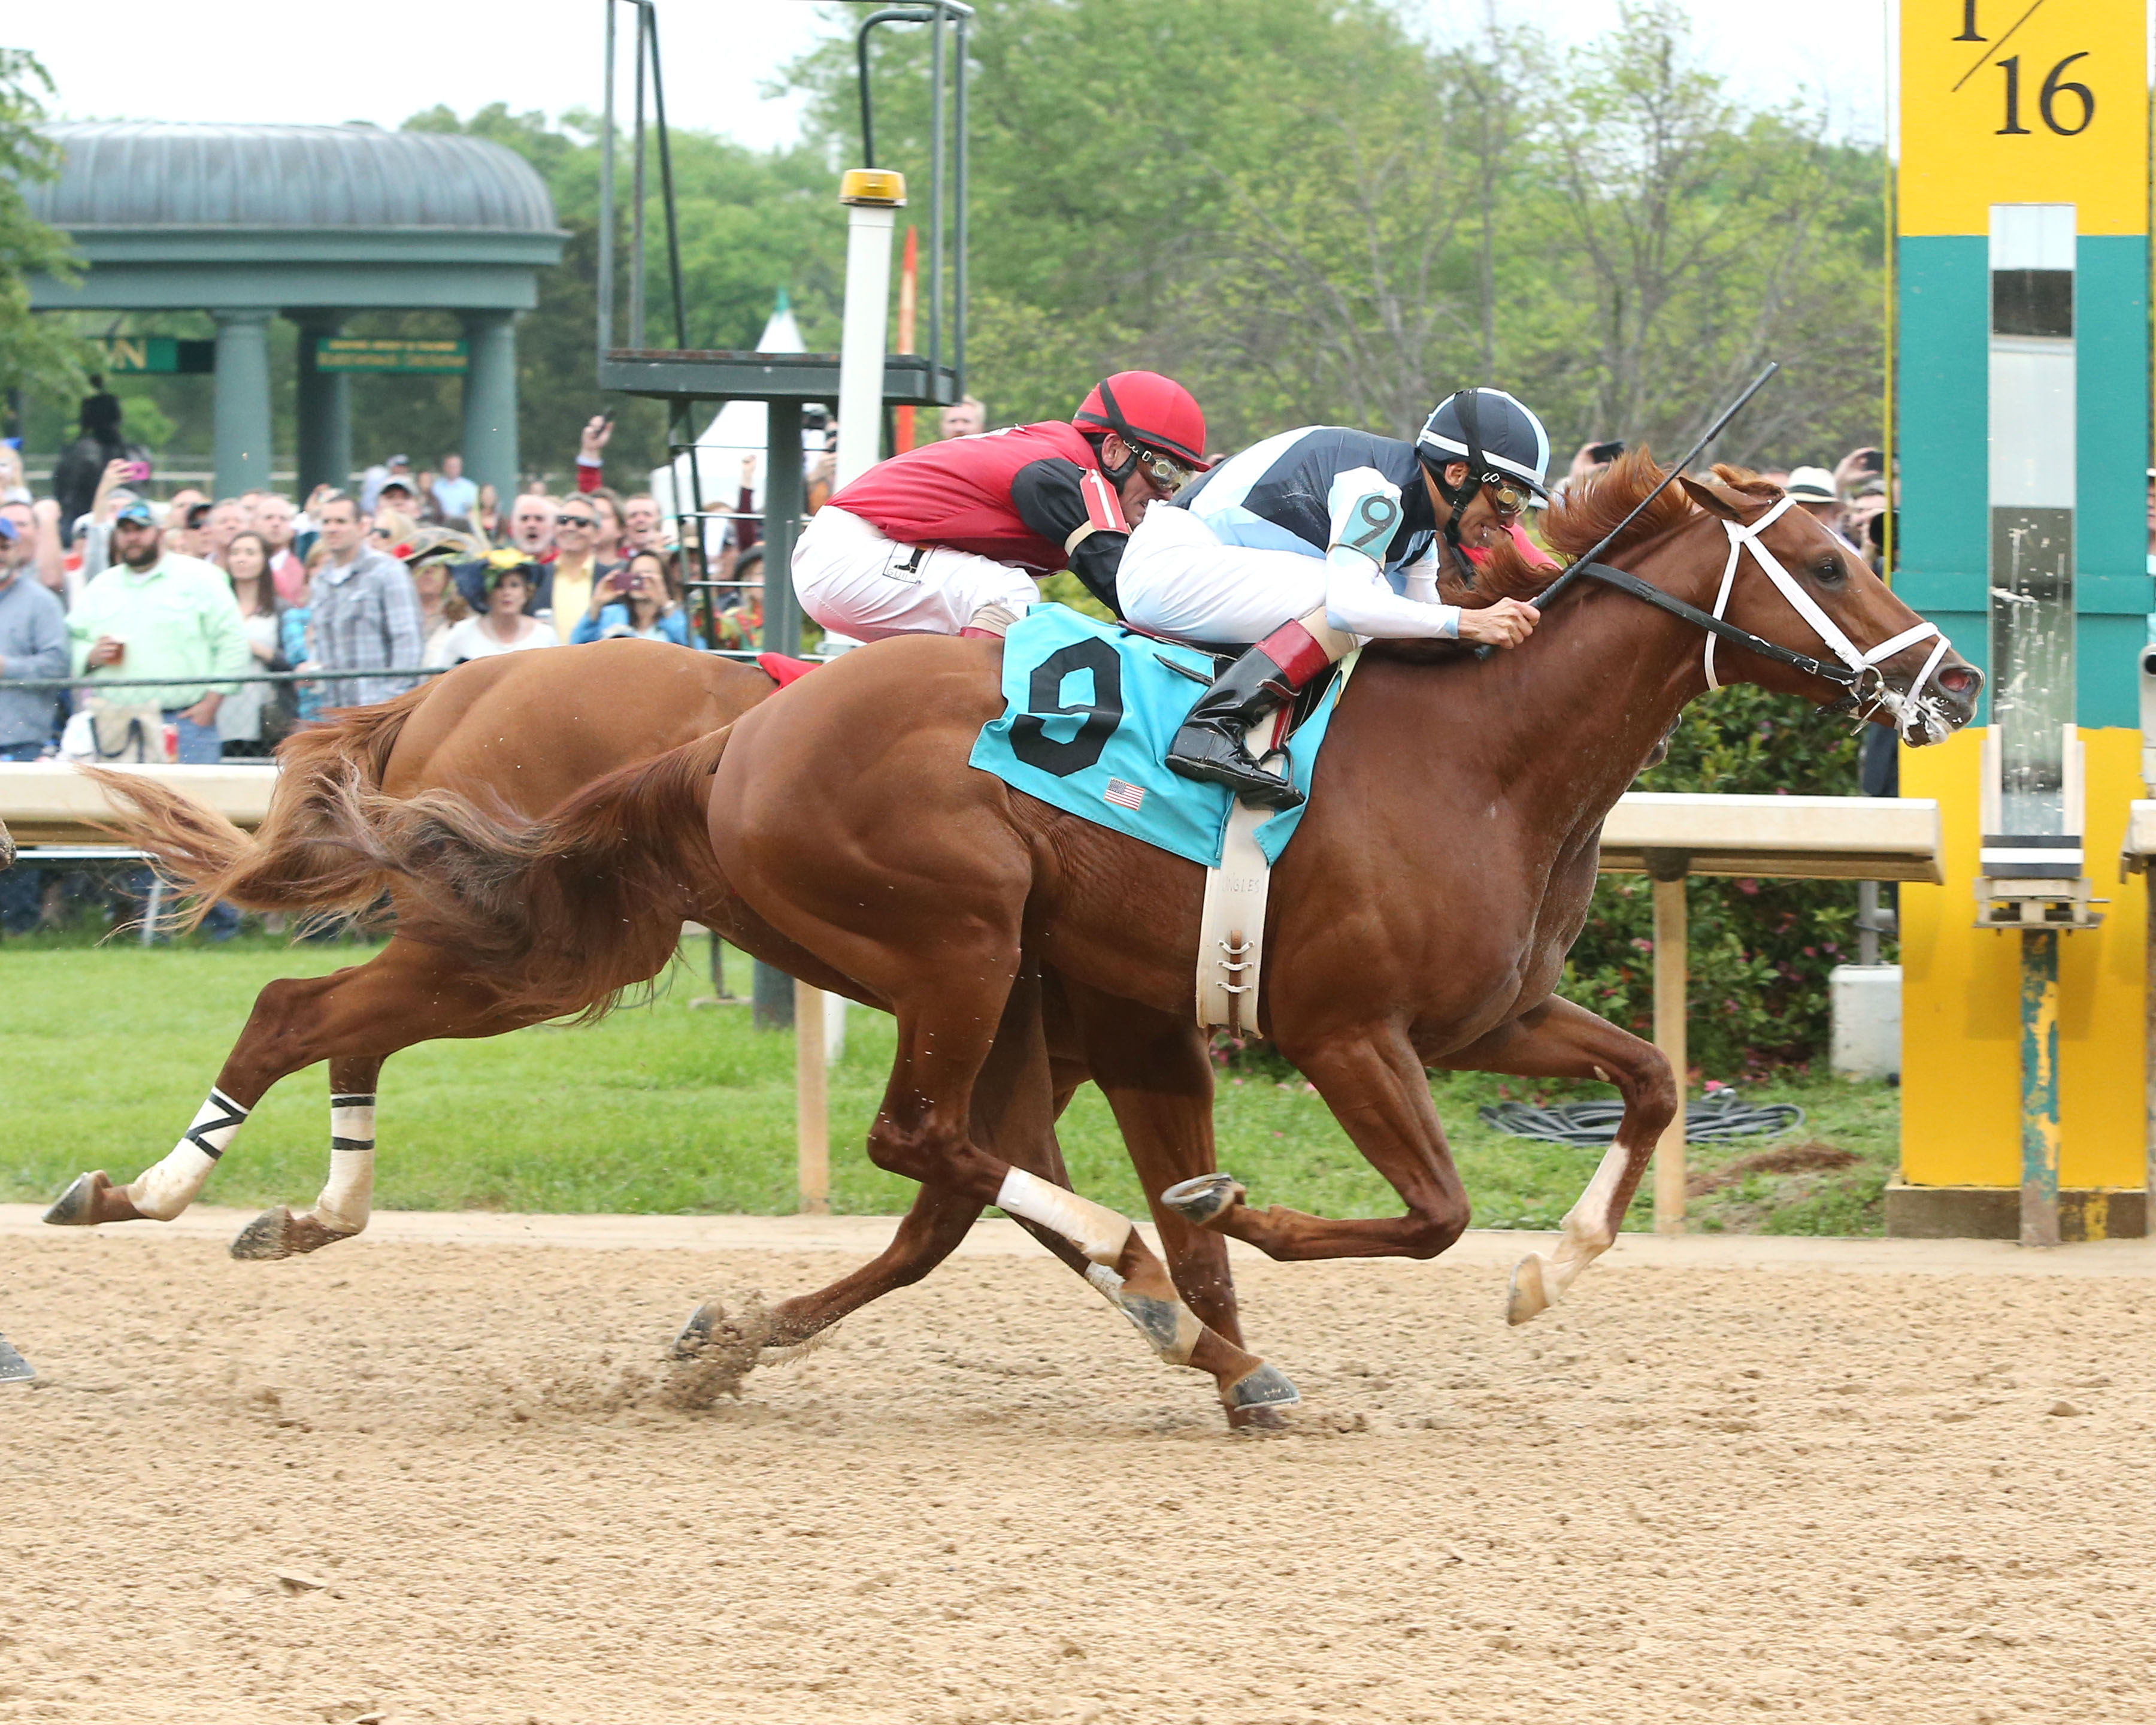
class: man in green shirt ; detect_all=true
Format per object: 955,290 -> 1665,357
68,500 -> 250,763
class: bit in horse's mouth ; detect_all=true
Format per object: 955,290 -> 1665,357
1897,692 -> 1958,748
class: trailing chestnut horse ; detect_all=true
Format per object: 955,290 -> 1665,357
316,455 -> 1983,1416
44,640 -> 778,1255
44,640 -> 1274,1416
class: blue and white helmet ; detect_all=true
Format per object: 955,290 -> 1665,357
1416,388 -> 1552,498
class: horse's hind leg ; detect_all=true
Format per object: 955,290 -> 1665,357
1432,996 -> 1673,1325
858,958 -> 1294,1420
45,937 -> 534,1240
1055,978 -> 1248,1352
226,1054 -> 384,1260
683,961 -> 1080,1355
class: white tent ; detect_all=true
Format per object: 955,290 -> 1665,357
648,290 -> 827,537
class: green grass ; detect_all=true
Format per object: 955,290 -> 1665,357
0,936 -> 1902,1231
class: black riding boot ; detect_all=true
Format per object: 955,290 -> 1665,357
1166,642 -> 1306,809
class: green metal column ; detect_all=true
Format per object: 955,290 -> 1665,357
211,308 -> 275,498
761,400 -> 806,656
2020,929 -> 2062,1246
459,310 -> 520,505
293,315 -> 350,500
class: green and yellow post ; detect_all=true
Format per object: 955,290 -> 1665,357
1892,0 -> 2151,1241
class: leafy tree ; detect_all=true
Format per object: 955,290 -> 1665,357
0,49 -> 88,405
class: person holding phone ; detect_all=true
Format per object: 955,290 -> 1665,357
570,548 -> 697,647
50,389 -> 150,546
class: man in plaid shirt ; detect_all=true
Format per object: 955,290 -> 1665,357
305,493 -> 426,708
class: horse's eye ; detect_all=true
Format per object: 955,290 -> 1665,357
1812,555 -> 1846,585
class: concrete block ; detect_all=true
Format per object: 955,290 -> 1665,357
1885,1184 -> 2148,1240
1830,964 -> 1901,1080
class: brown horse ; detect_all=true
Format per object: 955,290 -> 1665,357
312,456 -> 1983,1417
46,640 -> 1280,1418
44,641 -> 777,1252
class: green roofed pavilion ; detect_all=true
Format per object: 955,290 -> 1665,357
22,121 -> 567,500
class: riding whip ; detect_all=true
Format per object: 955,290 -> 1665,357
1528,362 -> 1781,613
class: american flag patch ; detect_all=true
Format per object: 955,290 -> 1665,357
1103,778 -> 1146,812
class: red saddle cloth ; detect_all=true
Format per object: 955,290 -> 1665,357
756,652 -> 820,687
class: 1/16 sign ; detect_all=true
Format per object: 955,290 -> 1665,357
1901,0 -> 2145,237
1951,1 -> 2094,136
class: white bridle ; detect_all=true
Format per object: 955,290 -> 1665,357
1701,495 -> 1952,725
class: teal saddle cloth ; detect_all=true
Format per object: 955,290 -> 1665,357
967,606 -> 1347,868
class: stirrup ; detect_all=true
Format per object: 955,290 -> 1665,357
1168,731 -> 1304,810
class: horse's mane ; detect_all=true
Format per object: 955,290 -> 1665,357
1437,449 -> 1783,605
1544,450 -> 1782,561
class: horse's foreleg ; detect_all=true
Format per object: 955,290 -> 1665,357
1167,1022 -> 1473,1264
1431,997 -> 1673,1325
852,958 -> 1292,1421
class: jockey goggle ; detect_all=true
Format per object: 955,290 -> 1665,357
1127,444 -> 1196,495
1470,473 -> 1539,518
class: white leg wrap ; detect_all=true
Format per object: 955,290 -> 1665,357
997,1167 -> 1133,1266
310,1097 -> 377,1236
128,1089 -> 249,1221
1084,1263 -> 1204,1366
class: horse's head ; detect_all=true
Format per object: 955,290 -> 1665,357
1539,453 -> 1981,746
1674,468 -> 1979,745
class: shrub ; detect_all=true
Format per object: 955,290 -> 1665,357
1560,686 -> 1865,1078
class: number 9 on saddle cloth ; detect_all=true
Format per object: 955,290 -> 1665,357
968,606 -> 1350,867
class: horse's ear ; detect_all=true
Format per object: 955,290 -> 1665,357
1679,473 -> 1757,522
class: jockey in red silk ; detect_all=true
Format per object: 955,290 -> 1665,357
1119,388 -> 1557,809
793,371 -> 1212,643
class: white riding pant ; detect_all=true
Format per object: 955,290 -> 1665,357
1118,502 -> 1458,645
1116,504 -> 1331,643
791,506 -> 1043,643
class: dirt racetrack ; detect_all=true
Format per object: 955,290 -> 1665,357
4,1213 -> 2155,1724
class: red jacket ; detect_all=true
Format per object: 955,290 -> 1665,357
826,422 -> 1128,585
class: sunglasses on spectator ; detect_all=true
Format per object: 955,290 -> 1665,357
557,513 -> 596,528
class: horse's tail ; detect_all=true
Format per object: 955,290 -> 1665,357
311,725 -> 735,1023
81,686 -> 431,932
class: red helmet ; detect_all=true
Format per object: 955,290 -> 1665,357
1073,371 -> 1212,470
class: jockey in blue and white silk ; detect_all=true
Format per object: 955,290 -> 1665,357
1118,388 -> 1557,809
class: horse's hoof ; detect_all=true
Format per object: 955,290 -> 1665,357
0,1332 -> 32,1384
43,1172 -> 139,1227
1507,1254 -> 1554,1326
1161,1173 -> 1245,1228
228,1206 -> 358,1261
1226,1400 -> 1290,1432
1224,1361 -> 1300,1417
671,1302 -> 720,1360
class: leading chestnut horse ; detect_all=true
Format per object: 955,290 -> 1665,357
317,455 -> 1982,1420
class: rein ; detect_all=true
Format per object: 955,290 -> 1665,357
1518,362 -> 1950,725
1563,495 -> 1951,720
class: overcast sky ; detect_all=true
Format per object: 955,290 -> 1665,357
23,0 -> 1891,151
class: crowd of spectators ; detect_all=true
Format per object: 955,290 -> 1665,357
0,395 -> 808,933
0,402 -> 783,780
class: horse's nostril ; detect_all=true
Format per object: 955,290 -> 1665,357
1937,665 -> 1982,700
